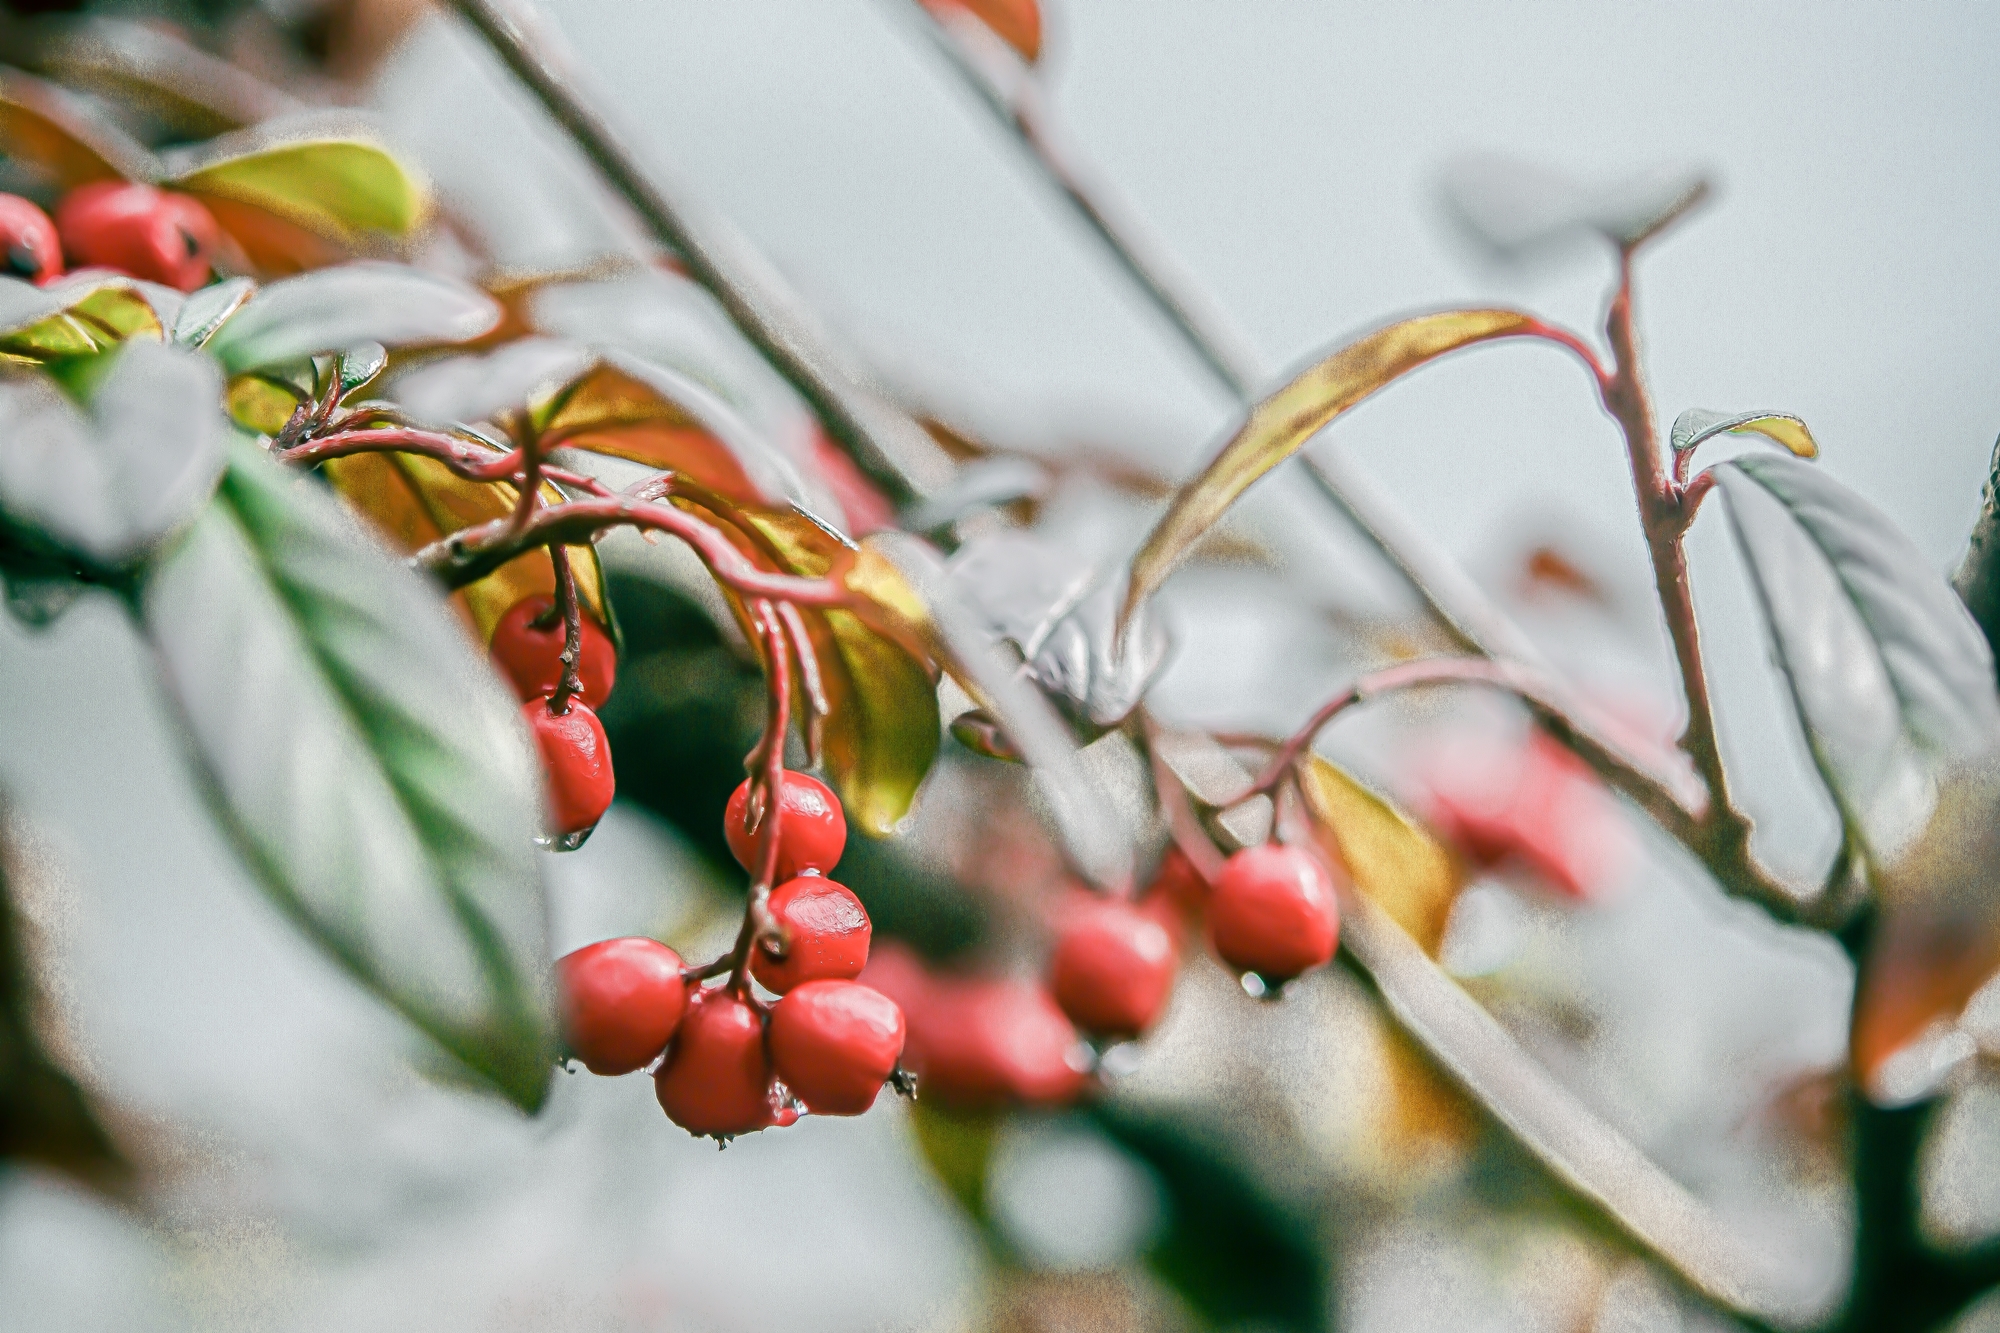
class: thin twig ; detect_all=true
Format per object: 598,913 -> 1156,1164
547,543 -> 585,710
442,0 -> 952,502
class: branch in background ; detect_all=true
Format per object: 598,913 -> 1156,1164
442,0 -> 955,503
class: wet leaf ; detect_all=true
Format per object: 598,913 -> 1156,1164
171,277 -> 257,349
0,69 -> 157,189
140,439 -> 556,1111
0,342 -> 227,566
1716,454 -> 2000,1093
1120,310 -> 1539,630
0,814 -> 128,1193
320,446 -> 606,643
164,126 -> 428,250
920,0 -> 1043,62
0,274 -> 164,364
1669,408 -> 1817,461
1440,153 -> 1710,258
203,263 -> 500,375
1297,755 -> 1459,955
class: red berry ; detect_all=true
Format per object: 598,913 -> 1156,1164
903,978 -> 1090,1109
55,182 -> 219,292
751,876 -> 871,994
1421,732 -> 1632,901
1209,843 -> 1339,983
0,194 -> 61,284
654,987 -> 783,1137
1047,896 -> 1178,1038
489,593 -> 617,708
768,980 -> 906,1115
725,771 -> 847,880
555,937 -> 687,1075
522,698 -> 615,835
1144,845 -> 1211,919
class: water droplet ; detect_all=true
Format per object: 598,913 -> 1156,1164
1238,971 -> 1268,999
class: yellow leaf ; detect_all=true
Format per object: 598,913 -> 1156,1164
0,281 -> 162,361
1119,310 -> 1537,630
170,136 -> 429,248
1669,408 -> 1818,461
320,450 -> 605,643
1298,754 -> 1460,955
226,373 -> 305,435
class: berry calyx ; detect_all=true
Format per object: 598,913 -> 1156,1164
654,986 -> 784,1138
902,977 -> 1090,1109
0,194 -> 61,284
768,980 -> 906,1115
489,593 -> 617,708
725,771 -> 846,880
750,875 -> 871,994
522,697 -> 615,835
555,937 -> 688,1075
1208,843 -> 1339,984
55,182 -> 219,292
1047,896 -> 1178,1038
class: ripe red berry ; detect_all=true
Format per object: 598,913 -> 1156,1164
1209,843 -> 1339,984
903,978 -> 1090,1109
1420,732 -> 1633,901
725,771 -> 846,880
1144,844 -> 1211,920
489,593 -> 617,708
555,937 -> 687,1075
1047,896 -> 1178,1038
522,698 -> 615,835
751,875 -> 871,994
654,987 -> 783,1137
768,980 -> 906,1115
55,182 -> 219,292
0,194 -> 61,284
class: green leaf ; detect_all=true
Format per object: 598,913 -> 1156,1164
139,439 -> 556,1111
1119,310 -> 1540,631
0,274 -> 164,363
165,128 -> 429,242
0,342 -> 226,566
1669,408 -> 1818,461
204,263 -> 499,375
171,277 -> 257,349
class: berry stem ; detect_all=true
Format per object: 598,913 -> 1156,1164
547,542 -> 585,712
726,599 -> 793,993
275,425 -> 613,497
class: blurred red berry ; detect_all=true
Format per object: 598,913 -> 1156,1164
725,771 -> 846,879
1419,731 -> 1634,901
903,977 -> 1090,1109
654,987 -> 783,1137
1048,895 -> 1178,1038
1209,843 -> 1339,983
768,979 -> 905,1115
55,181 -> 219,292
489,593 -> 616,708
751,875 -> 871,994
1144,844 -> 1211,921
555,937 -> 687,1075
522,698 -> 615,835
0,194 -> 61,284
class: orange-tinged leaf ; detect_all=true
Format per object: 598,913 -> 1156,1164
533,360 -> 770,508
197,194 -> 349,277
921,0 -> 1042,61
168,134 -> 429,243
0,71 -> 155,189
1669,409 -> 1818,461
1120,310 -> 1538,629
320,450 -> 605,643
1298,754 -> 1460,955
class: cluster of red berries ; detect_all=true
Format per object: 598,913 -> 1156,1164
556,771 -> 907,1139
488,593 -> 621,843
864,838 -> 1342,1110
0,183 -> 222,292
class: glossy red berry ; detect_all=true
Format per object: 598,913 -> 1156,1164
768,980 -> 906,1115
55,182 -> 220,292
0,194 -> 61,284
751,875 -> 871,994
489,593 -> 617,708
904,978 -> 1090,1109
556,937 -> 687,1075
522,698 -> 615,835
1209,843 -> 1339,984
654,987 -> 783,1137
725,771 -> 846,879
1047,896 -> 1178,1038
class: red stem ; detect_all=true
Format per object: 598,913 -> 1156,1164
547,543 -> 585,711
